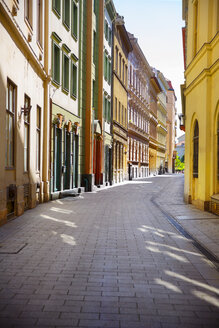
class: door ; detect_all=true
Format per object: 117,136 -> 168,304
64,131 -> 71,190
54,126 -> 62,192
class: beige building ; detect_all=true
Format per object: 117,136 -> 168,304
0,0 -> 48,224
49,0 -> 81,198
166,80 -> 177,173
153,69 -> 169,173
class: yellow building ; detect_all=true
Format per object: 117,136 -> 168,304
181,0 -> 219,212
112,16 -> 132,183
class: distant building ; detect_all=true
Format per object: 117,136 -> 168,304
181,0 -> 219,212
176,134 -> 185,160
128,33 -> 151,179
112,15 -> 132,183
153,69 -> 169,174
165,80 -> 177,173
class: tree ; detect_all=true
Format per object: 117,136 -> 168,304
175,155 -> 185,172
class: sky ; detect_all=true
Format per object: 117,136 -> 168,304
113,0 -> 185,138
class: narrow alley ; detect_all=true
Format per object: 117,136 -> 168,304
0,175 -> 218,328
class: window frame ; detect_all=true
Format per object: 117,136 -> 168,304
63,0 -> 70,30
5,79 -> 16,169
52,40 -> 61,86
62,51 -> 70,93
52,0 -> 61,17
37,0 -> 43,47
71,0 -> 78,39
24,94 -> 31,173
36,105 -> 41,172
25,0 -> 33,29
71,60 -> 77,98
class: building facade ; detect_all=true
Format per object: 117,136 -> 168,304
80,0 -> 116,191
49,0 -> 81,199
0,0 -> 48,224
181,0 -> 219,211
166,80 -> 177,173
128,33 -> 151,179
149,75 -> 161,176
112,16 -> 132,183
153,69 -> 169,173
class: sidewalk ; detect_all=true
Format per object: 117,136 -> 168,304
154,174 -> 219,262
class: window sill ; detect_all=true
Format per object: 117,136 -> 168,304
70,94 -> 77,101
24,18 -> 33,35
63,22 -> 70,32
37,41 -> 43,53
5,167 -> 15,171
62,87 -> 69,95
71,33 -> 78,42
52,8 -> 61,19
52,80 -> 60,88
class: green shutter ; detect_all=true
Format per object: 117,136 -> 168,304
63,0 -> 70,29
72,1 -> 78,38
53,41 -> 60,85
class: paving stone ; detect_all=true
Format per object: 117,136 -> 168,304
0,175 -> 218,327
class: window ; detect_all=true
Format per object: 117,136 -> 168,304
105,20 -> 108,40
104,97 -> 108,121
72,1 -> 78,38
92,80 -> 95,108
93,0 -> 96,14
119,101 -> 121,123
104,52 -> 108,81
119,54 -> 122,79
108,28 -> 112,46
71,61 -> 77,98
24,95 -> 30,172
108,60 -> 111,85
193,0 -> 199,56
63,0 -> 70,29
193,120 -> 199,178
25,0 -> 33,27
53,0 -> 61,16
115,47 -> 118,73
62,52 -> 70,92
122,60 -> 125,83
108,100 -> 111,122
36,106 -> 41,172
37,0 -> 43,46
52,41 -> 61,85
93,31 -> 96,63
115,97 -> 117,121
6,79 -> 16,168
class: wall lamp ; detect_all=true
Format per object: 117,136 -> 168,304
20,105 -> 32,116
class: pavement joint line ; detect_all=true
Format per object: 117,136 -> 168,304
150,195 -> 219,271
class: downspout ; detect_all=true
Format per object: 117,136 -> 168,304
42,0 -> 50,202
110,19 -> 115,185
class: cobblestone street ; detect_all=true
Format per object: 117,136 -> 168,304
0,175 -> 218,328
